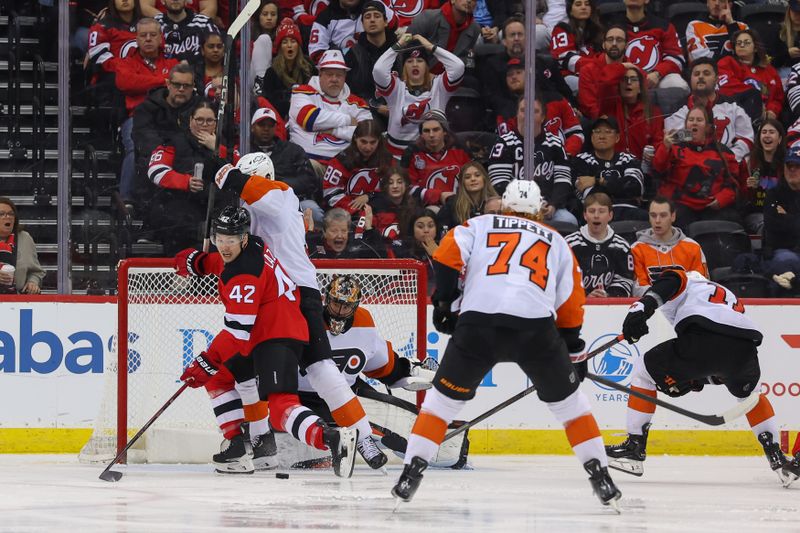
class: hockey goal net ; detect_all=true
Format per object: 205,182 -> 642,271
79,258 -> 427,464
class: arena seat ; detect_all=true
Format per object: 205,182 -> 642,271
596,2 -> 626,27
666,2 -> 709,50
711,267 -> 772,298
736,3 -> 786,42
687,220 -> 751,272
546,220 -> 580,238
610,219 -> 650,245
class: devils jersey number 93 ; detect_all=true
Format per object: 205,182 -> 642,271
485,231 -> 552,289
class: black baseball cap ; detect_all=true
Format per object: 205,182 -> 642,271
591,116 -> 620,132
362,0 -> 387,17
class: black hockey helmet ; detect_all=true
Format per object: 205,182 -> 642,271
213,206 -> 251,236
323,274 -> 362,335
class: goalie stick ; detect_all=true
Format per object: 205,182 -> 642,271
99,383 -> 189,482
443,334 -> 625,442
202,0 -> 261,252
586,372 -> 761,426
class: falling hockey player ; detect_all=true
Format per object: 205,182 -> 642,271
606,268 -> 800,487
175,207 -> 359,476
391,179 -> 622,511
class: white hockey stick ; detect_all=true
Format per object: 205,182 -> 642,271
203,0 -> 261,252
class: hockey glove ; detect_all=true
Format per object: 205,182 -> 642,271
432,300 -> 458,335
175,248 -> 210,277
656,378 -> 705,398
180,352 -> 218,388
214,163 -> 236,190
622,296 -> 658,343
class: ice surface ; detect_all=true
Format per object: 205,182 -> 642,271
0,455 -> 797,532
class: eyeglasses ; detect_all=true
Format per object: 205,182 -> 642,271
193,117 -> 217,125
0,211 -> 14,218
169,80 -> 193,91
604,37 -> 626,44
622,76 -> 640,84
735,40 -> 753,46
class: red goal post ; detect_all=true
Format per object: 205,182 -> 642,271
80,257 -> 427,462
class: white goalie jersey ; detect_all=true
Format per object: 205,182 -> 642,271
297,307 -> 395,392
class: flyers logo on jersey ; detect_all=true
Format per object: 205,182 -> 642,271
330,348 -> 367,375
647,264 -> 685,283
625,36 -> 661,72
401,98 -> 432,126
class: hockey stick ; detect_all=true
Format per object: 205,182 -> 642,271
586,372 -> 761,426
442,334 -> 625,442
99,383 -> 189,482
202,0 -> 261,252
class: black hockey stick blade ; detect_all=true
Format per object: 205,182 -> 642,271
586,372 -> 760,426
98,383 -> 190,482
442,334 -> 625,442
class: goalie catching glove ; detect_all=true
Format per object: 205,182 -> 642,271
390,357 -> 440,391
175,248 -> 211,277
180,352 -> 218,388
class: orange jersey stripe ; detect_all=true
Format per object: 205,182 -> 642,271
351,307 -> 375,328
364,350 -> 396,379
241,175 -> 290,205
243,401 -> 269,422
565,413 -> 602,447
745,394 -> 775,427
555,249 -> 585,329
330,397 -> 366,427
433,226 -> 465,271
628,386 -> 657,414
411,411 -> 448,445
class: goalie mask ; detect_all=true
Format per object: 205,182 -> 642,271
324,275 -> 362,335
236,152 -> 275,180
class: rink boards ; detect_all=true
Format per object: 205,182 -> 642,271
0,296 -> 798,455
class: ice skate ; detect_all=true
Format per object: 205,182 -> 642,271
584,458 -> 622,513
252,431 -> 279,471
758,432 -> 795,486
356,435 -> 388,470
391,456 -> 428,504
782,453 -> 800,488
213,433 -> 254,474
605,423 -> 650,477
322,424 -> 357,478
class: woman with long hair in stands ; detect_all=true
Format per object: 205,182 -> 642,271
371,167 -> 418,247
744,118 -> 786,235
436,161 -> 498,237
259,17 -> 314,118
550,0 -> 604,94
322,119 -> 394,214
251,1 -> 280,93
0,197 -> 44,295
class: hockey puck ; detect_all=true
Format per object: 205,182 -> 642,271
275,473 -> 289,479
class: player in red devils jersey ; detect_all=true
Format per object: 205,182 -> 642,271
607,269 -> 800,487
175,207 -> 360,477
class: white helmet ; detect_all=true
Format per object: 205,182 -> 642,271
236,152 -> 274,180
501,179 -> 543,216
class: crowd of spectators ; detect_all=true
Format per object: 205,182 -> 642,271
72,0 -> 800,298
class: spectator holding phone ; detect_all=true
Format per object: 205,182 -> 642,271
653,105 -> 744,229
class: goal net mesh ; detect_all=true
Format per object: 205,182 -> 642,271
79,259 -> 425,464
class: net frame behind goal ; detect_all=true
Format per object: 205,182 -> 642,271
113,257 -> 427,459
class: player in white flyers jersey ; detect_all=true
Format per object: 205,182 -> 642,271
373,33 -> 464,157
390,180 -> 621,510
214,152 -> 386,469
607,269 -> 800,487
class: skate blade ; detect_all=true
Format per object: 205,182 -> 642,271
779,470 -> 799,488
606,496 -> 622,514
607,458 -> 644,477
378,466 -> 388,476
214,468 -> 255,475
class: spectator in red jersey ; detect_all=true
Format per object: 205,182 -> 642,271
578,25 -> 628,119
251,1 -> 280,93
399,110 -> 471,210
258,18 -> 314,118
653,105 -> 743,229
612,0 -> 689,116
436,161 -> 498,237
322,120 -> 394,214
192,32 -> 224,100
371,167 -> 418,245
595,60 -> 664,161
717,29 -> 784,122
107,17 -> 179,204
549,0 -> 604,94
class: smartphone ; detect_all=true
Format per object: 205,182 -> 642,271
674,129 -> 694,142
